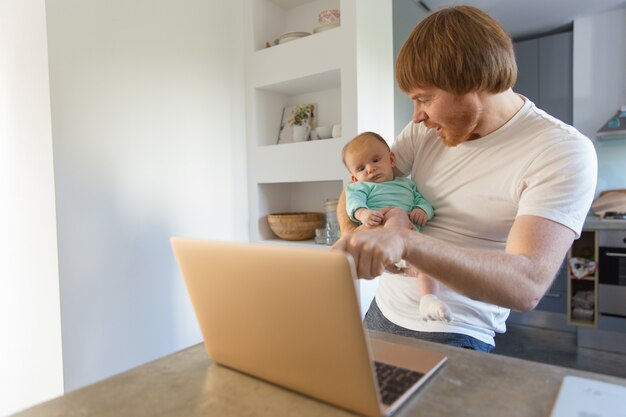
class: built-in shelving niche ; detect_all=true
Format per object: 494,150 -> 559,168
257,180 -> 343,244
255,69 -> 341,147
252,0 -> 341,52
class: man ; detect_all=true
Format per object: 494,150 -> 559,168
332,5 -> 597,352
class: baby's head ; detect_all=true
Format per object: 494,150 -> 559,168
342,132 -> 396,183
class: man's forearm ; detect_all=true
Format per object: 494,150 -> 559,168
403,232 -> 540,311
337,189 -> 359,236
401,216 -> 574,311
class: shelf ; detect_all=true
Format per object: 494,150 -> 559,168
255,180 -> 343,241
250,28 -> 346,88
567,230 -> 598,327
245,0 -> 395,305
596,134 -> 626,142
568,318 -> 597,327
254,69 -> 341,147
249,137 -> 347,183
568,275 -> 596,282
252,0 -> 341,52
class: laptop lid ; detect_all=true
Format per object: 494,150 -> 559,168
171,237 -> 445,417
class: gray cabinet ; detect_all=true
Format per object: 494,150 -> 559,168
535,258 -> 567,314
514,31 -> 573,124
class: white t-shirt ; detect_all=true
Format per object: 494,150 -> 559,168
376,98 -> 597,345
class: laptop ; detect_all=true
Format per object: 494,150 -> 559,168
171,237 -> 447,417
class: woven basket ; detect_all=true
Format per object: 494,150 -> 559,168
267,212 -> 326,241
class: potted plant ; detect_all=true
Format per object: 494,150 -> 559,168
288,104 -> 311,126
288,105 -> 313,142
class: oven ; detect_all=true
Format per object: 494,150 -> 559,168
598,230 -> 626,318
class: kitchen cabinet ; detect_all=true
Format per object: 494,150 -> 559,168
567,230 -> 598,327
577,227 -> 626,354
244,0 -> 395,315
508,231 -> 593,331
514,31 -> 573,124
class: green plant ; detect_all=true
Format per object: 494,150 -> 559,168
288,105 -> 311,126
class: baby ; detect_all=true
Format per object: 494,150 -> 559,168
342,131 -> 451,322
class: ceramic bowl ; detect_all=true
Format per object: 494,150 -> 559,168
315,126 -> 332,139
267,212 -> 326,241
318,9 -> 340,24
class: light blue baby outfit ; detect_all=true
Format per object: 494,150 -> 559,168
346,177 -> 434,231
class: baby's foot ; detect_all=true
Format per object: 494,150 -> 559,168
419,294 -> 452,322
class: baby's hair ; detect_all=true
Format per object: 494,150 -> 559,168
341,131 -> 390,167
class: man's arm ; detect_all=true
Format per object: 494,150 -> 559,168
337,189 -> 359,236
332,214 -> 574,312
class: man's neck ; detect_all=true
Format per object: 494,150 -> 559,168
474,89 -> 525,137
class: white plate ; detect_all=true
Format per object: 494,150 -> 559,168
278,36 -> 301,44
274,31 -> 311,45
313,22 -> 339,34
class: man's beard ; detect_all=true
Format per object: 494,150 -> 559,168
439,108 -> 481,146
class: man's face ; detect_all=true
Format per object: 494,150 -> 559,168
345,137 -> 396,183
407,87 -> 482,147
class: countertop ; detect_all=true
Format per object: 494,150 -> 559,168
12,330 -> 626,417
584,214 -> 626,231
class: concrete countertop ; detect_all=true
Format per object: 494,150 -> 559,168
584,214 -> 626,231
12,330 -> 626,417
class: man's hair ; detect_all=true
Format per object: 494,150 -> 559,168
396,5 -> 517,95
341,131 -> 390,168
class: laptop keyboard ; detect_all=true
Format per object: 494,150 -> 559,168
374,361 -> 424,406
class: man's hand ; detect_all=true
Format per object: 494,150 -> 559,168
355,208 -> 384,228
332,228 -> 411,279
409,208 -> 428,226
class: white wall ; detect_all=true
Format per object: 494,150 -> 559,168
45,0 -> 246,393
0,0 -> 64,415
392,1 -> 429,137
573,5 -> 626,195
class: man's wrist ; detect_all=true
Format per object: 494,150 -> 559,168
401,228 -> 418,260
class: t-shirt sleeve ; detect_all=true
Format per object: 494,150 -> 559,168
517,136 -> 597,238
345,182 -> 370,223
391,122 -> 419,177
403,178 -> 434,219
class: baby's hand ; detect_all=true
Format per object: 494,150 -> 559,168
409,208 -> 428,226
355,208 -> 384,228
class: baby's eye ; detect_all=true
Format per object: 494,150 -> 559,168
356,166 -> 364,172
373,158 -> 380,163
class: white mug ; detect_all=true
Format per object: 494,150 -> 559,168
332,124 -> 342,138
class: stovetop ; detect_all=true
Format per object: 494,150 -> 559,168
602,211 -> 626,220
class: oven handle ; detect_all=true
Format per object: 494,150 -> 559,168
605,252 -> 626,258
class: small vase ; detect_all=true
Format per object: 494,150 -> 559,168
292,125 -> 311,142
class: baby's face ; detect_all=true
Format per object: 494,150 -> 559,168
345,137 -> 395,183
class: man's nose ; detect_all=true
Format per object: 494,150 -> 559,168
413,104 -> 427,123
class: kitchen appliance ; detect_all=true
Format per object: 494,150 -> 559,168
602,211 -> 626,220
598,230 -> 626,318
595,105 -> 626,141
